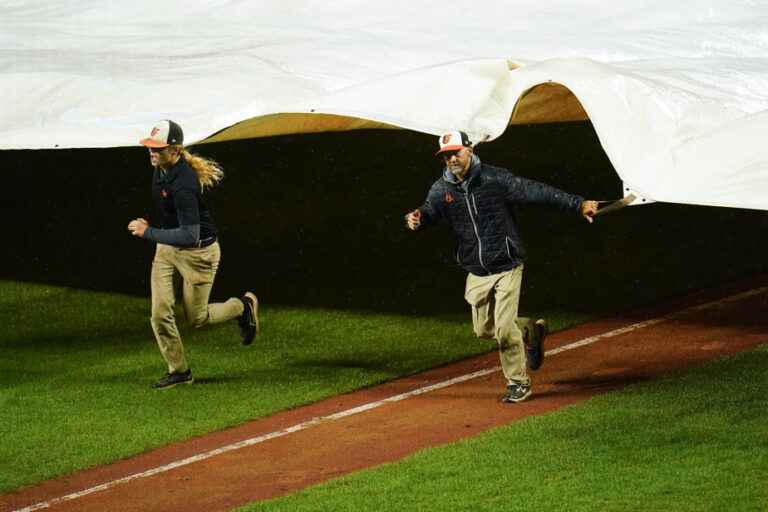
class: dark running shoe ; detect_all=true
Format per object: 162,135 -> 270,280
152,369 -> 193,390
526,318 -> 548,371
501,381 -> 532,404
238,292 -> 259,345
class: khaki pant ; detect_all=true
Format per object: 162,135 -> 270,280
464,265 -> 533,385
150,242 -> 243,373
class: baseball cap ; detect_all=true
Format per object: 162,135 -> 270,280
435,130 -> 472,156
140,119 -> 184,148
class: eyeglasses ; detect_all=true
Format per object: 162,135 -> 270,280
148,146 -> 167,154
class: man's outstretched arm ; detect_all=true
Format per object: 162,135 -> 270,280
503,173 -> 598,223
405,183 -> 443,231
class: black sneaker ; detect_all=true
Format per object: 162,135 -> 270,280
525,318 -> 548,371
152,369 -> 193,390
238,292 -> 259,345
501,381 -> 532,403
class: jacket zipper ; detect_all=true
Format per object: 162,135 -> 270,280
465,193 -> 488,273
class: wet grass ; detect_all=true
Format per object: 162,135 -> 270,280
0,281 -> 486,492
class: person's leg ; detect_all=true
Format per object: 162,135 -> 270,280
176,242 -> 243,328
493,265 -> 529,386
464,272 -> 497,340
150,245 -> 188,374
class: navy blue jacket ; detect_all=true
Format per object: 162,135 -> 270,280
145,157 -> 218,247
418,157 -> 584,276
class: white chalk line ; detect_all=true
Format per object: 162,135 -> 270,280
13,286 -> 768,512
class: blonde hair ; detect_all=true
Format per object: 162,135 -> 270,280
177,146 -> 224,190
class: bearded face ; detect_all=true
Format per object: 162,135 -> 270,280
442,147 -> 472,180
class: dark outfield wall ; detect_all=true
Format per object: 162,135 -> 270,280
1,123 -> 766,316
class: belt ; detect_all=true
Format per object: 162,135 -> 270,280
184,236 -> 217,249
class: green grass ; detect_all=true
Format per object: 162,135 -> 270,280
0,280 -> 493,493
2,276 -> 766,503
242,344 -> 768,512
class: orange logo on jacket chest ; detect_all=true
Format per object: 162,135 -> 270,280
444,191 -> 454,203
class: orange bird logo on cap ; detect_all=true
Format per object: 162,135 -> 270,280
442,134 -> 452,144
150,127 -> 160,137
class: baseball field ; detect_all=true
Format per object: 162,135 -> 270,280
1,124 -> 767,511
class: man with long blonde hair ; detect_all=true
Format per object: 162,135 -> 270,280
128,120 -> 258,389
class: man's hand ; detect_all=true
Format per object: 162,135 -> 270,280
405,209 -> 422,231
127,218 -> 149,237
581,200 -> 599,223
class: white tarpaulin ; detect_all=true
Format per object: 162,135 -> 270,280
2,1 -> 768,209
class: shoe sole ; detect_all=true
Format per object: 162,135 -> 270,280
242,292 -> 259,345
246,292 -> 260,335
527,318 -> 548,371
153,378 -> 194,390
